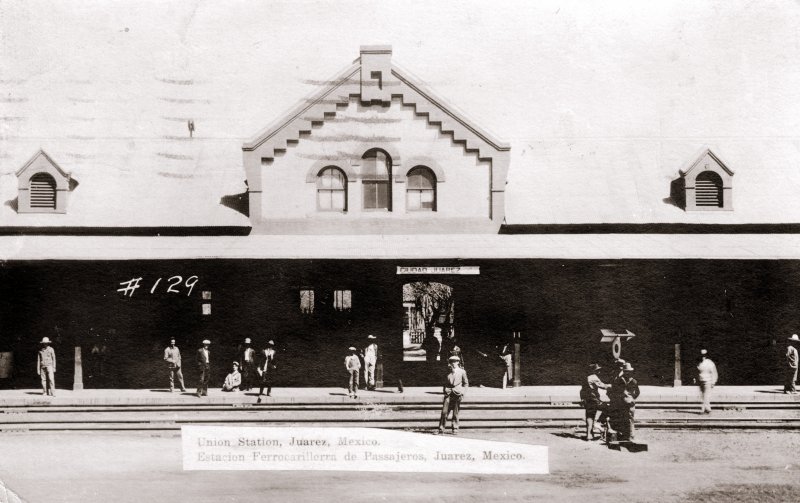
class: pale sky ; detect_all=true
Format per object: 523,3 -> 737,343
2,0 -> 799,225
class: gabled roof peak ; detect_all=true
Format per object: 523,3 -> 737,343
15,149 -> 70,179
679,147 -> 734,177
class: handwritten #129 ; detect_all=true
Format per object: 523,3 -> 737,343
117,276 -> 199,297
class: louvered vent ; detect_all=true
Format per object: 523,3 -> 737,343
695,172 -> 722,208
30,173 -> 56,209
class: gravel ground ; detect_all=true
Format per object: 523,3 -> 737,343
0,428 -> 798,502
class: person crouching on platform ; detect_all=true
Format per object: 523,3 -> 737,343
608,362 -> 640,441
222,362 -> 242,392
580,363 -> 609,441
345,347 -> 361,399
437,355 -> 469,435
256,340 -> 277,403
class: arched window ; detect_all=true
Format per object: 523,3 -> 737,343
406,166 -> 436,211
695,171 -> 723,208
317,167 -> 347,211
362,149 -> 392,210
29,173 -> 57,209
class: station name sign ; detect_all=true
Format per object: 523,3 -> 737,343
396,266 -> 479,275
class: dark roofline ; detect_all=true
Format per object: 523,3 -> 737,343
0,226 -> 252,237
500,223 -> 800,234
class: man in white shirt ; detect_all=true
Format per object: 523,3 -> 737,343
697,349 -> 718,414
363,335 -> 378,390
345,347 -> 361,399
785,334 -> 799,394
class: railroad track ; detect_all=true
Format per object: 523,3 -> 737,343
2,401 -> 799,431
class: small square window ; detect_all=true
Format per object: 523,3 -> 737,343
300,289 -> 315,314
202,291 -> 212,300
334,290 -> 352,311
202,304 -> 211,315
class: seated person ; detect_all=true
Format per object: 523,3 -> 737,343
222,361 -> 242,392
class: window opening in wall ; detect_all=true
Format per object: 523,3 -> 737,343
333,290 -> 352,311
317,167 -> 347,211
300,289 -> 315,314
406,166 -> 436,211
30,173 -> 57,209
695,170 -> 723,208
362,149 -> 392,210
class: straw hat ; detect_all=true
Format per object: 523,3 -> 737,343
40,337 -> 51,344
202,339 -> 211,345
244,338 -> 251,344
788,334 -> 800,342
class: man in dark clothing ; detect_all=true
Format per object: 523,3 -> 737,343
608,362 -> 640,441
785,334 -> 799,394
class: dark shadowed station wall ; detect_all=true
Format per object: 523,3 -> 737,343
0,259 -> 797,389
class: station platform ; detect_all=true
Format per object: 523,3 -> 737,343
1,385 -> 797,406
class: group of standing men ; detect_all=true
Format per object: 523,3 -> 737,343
580,359 -> 641,442
162,338 -> 277,402
344,335 -> 380,398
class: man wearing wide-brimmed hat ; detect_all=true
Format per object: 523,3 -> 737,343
37,337 -> 56,397
580,363 -> 609,441
437,355 -> 469,434
163,338 -> 186,393
256,340 -> 277,403
608,362 -> 640,441
785,334 -> 799,394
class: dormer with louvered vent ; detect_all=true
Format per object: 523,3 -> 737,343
15,150 -> 72,214
680,149 -> 734,211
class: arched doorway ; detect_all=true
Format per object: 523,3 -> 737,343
402,282 -> 454,362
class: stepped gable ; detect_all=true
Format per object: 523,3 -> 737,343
242,46 -> 510,163
242,45 -> 511,225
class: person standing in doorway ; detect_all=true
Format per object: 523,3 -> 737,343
697,349 -> 718,414
785,334 -> 799,394
363,335 -> 378,391
256,340 -> 277,403
196,340 -> 211,397
37,337 -> 56,397
345,347 -> 361,399
163,338 -> 186,392
437,355 -> 469,434
241,338 -> 256,392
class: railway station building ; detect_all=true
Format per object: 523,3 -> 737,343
1,46 -> 799,390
